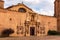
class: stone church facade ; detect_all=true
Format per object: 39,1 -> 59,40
0,0 -> 58,36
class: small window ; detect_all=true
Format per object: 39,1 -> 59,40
18,8 -> 26,13
9,18 -> 12,21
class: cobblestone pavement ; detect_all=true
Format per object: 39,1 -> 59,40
0,36 -> 60,40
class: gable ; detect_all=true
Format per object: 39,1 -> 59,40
5,3 -> 33,13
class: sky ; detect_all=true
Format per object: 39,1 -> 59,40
4,0 -> 55,16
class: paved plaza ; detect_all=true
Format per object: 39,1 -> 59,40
0,36 -> 60,40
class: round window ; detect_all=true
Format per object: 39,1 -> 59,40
18,8 -> 26,13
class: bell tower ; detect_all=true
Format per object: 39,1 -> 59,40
0,0 -> 4,8
54,0 -> 60,32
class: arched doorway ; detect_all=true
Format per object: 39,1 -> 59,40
30,27 -> 35,36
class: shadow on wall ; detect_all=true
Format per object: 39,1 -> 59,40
0,28 -> 14,37
48,30 -> 60,35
